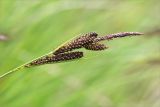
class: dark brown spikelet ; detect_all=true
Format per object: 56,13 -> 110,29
53,32 -> 98,55
84,43 -> 108,51
25,52 -> 83,67
48,51 -> 83,63
25,55 -> 51,67
94,32 -> 143,42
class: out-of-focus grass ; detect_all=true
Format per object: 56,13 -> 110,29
0,0 -> 160,107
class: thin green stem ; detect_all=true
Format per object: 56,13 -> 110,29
0,64 -> 25,78
0,36 -> 77,79
0,52 -> 53,79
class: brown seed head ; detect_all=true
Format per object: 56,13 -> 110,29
48,51 -> 83,63
53,32 -> 98,55
26,51 -> 83,67
84,43 -> 108,51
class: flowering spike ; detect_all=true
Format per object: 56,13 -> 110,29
0,31 -> 143,79
94,32 -> 143,42
84,43 -> 108,51
53,32 -> 98,55
25,51 -> 83,67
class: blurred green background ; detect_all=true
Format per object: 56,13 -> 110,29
0,0 -> 160,107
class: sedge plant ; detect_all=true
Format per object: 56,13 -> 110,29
0,32 -> 143,79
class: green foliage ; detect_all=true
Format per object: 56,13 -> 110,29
0,0 -> 160,107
